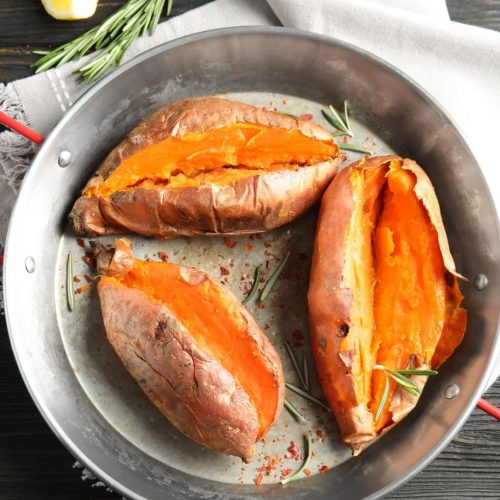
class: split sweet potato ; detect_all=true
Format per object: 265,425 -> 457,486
93,238 -> 284,461
71,97 -> 344,238
308,156 -> 467,454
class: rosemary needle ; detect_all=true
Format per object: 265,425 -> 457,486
374,373 -> 390,422
285,382 -> 331,412
284,341 -> 308,390
284,399 -> 307,423
281,433 -> 313,485
66,252 -> 75,311
241,264 -> 261,305
259,251 -> 290,302
339,142 -> 373,155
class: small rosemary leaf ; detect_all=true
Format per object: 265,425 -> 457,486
343,100 -> 351,133
303,356 -> 310,392
285,382 -> 331,412
339,143 -> 373,155
32,50 -> 50,56
281,433 -> 313,485
321,109 -> 344,133
284,398 -> 307,423
259,251 -> 290,302
167,0 -> 174,16
66,252 -> 75,312
241,264 -> 261,305
396,369 -> 438,376
375,373 -> 390,422
284,342 -> 307,390
328,104 -> 346,128
386,369 -> 422,394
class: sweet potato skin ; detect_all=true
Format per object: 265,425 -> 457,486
308,155 -> 465,454
94,239 -> 284,461
70,97 -> 343,238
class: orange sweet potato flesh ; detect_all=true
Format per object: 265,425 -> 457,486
308,156 -> 466,453
110,259 -> 279,436
85,124 -> 337,197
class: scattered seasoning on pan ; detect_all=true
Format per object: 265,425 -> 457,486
318,465 -> 329,474
82,253 -> 95,269
76,238 -> 85,248
242,264 -> 262,305
285,382 -> 331,412
73,276 -> 81,283
219,266 -> 230,276
223,238 -> 237,249
259,251 -> 291,302
284,341 -> 308,390
281,433 -> 313,485
158,251 -> 168,262
66,252 -> 75,311
83,274 -> 92,283
284,398 -> 307,423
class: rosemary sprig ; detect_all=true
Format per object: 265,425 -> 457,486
285,382 -> 331,412
284,398 -> 307,423
321,101 -> 353,137
339,143 -> 373,155
373,365 -> 438,421
284,341 -> 308,390
259,251 -> 290,302
32,0 -> 171,83
281,433 -> 313,485
66,252 -> 75,311
241,264 -> 261,305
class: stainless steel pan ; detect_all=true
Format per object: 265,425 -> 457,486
4,27 -> 500,499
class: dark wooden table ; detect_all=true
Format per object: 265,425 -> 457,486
1,1 -> 499,498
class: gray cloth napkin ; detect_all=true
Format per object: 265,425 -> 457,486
0,0 -> 499,384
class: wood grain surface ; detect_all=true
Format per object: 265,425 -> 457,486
0,1 -> 499,498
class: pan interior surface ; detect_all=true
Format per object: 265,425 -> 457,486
4,28 -> 500,500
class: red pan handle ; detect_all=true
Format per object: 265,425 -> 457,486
0,111 -> 44,145
477,398 -> 500,421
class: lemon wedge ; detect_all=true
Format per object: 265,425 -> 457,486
41,0 -> 98,20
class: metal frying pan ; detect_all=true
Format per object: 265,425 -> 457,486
4,27 -> 500,499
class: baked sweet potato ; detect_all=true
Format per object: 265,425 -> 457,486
308,156 -> 467,454
93,238 -> 284,461
71,97 -> 344,238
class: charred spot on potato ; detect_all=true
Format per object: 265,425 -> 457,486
338,323 -> 349,337
318,337 -> 327,350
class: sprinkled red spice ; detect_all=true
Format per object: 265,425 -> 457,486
83,274 -> 92,283
229,259 -> 235,267
257,302 -> 265,309
280,468 -> 293,480
264,241 -> 272,248
82,253 -> 95,269
220,266 -> 230,276
224,238 -> 237,249
73,276 -> 81,283
245,243 -> 253,252
76,238 -> 85,248
318,465 -> 329,474
299,113 -> 313,121
304,469 -> 312,476
316,429 -> 325,440
158,252 -> 168,262
287,441 -> 300,460
342,135 -> 349,144
254,474 -> 263,485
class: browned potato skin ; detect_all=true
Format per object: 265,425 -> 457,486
94,239 -> 285,462
70,97 -> 344,238
308,155 -> 463,454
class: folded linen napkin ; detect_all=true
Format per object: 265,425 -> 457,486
0,0 -> 498,385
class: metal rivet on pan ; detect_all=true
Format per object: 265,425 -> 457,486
473,273 -> 488,291
25,256 -> 36,273
58,151 -> 72,168
444,384 -> 460,399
